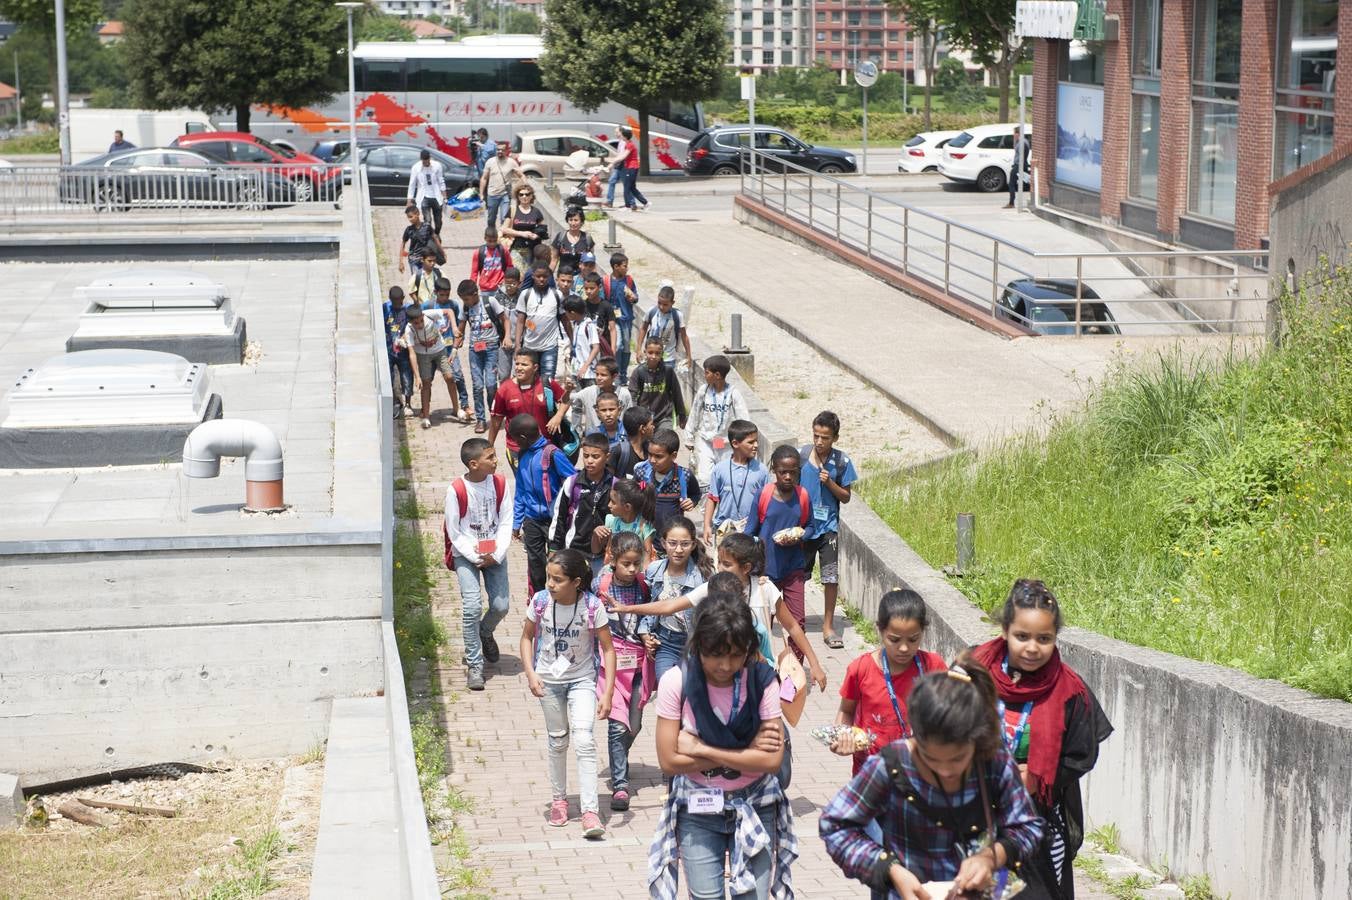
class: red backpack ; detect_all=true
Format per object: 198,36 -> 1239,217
442,473 -> 507,568
755,483 -> 810,530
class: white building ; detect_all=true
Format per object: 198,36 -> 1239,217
726,0 -> 813,70
373,0 -> 454,18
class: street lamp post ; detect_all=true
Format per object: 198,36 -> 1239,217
54,0 -> 71,164
336,3 -> 362,167
13,51 -> 20,133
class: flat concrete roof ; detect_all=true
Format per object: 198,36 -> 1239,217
0,258 -> 338,536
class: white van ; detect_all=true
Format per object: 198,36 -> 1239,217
937,122 -> 1032,193
69,108 -> 215,162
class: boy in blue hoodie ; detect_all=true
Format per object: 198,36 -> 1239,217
510,413 -> 576,594
382,285 -> 414,418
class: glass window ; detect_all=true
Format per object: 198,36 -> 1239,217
831,49 -> 841,61
531,137 -> 566,156
742,11 -> 752,24
386,146 -> 423,169
888,50 -> 899,61
502,59 -> 544,91
365,147 -> 391,168
868,11 -> 883,25
1192,0 -> 1242,94
1065,41 -> 1105,85
817,31 -> 826,41
163,152 -> 209,168
1130,93 -> 1161,201
742,30 -> 753,44
742,50 -> 753,63
978,135 -> 1003,149
832,11 -> 841,22
816,11 -> 826,21
410,57 -> 498,92
356,59 -> 405,93
1274,0 -> 1338,177
1132,0 -> 1164,79
193,141 -> 232,160
782,49 -> 795,64
231,141 -> 273,163
762,10 -> 774,25
1190,101 -> 1238,221
762,49 -> 775,64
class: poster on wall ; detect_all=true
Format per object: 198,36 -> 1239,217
1055,83 -> 1104,192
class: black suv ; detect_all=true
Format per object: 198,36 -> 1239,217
995,279 -> 1120,335
684,126 -> 857,176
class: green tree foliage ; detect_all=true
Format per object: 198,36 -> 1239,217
888,0 -> 945,128
4,22 -> 129,124
540,0 -> 727,174
356,10 -> 415,43
463,0 -> 539,33
0,0 -> 102,121
121,0 -> 345,133
932,0 -> 1023,119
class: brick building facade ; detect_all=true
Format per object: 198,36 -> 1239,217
1030,0 -> 1347,251
810,1 -> 912,73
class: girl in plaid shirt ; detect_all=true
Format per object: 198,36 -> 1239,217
819,659 -> 1043,900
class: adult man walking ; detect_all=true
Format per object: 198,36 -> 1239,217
473,128 -> 495,178
408,148 -> 447,237
108,130 -> 135,153
1005,126 -> 1030,209
480,141 -> 522,225
612,125 -> 649,211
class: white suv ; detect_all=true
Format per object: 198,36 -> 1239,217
937,123 -> 1030,192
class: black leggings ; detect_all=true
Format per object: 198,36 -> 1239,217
521,517 -> 551,595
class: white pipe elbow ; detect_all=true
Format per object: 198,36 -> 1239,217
182,418 -> 284,483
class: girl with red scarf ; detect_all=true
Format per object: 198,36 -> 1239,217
971,579 -> 1113,900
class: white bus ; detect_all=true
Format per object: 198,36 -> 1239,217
247,35 -> 704,172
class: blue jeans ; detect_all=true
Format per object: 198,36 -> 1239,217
529,345 -> 558,384
540,678 -> 599,814
654,624 -> 686,684
389,352 -> 413,404
485,191 -> 510,223
467,346 -> 499,422
448,351 -> 469,408
621,168 -> 648,208
454,555 -> 510,673
606,167 -> 621,205
677,797 -> 776,900
608,719 -> 636,792
616,319 -> 633,381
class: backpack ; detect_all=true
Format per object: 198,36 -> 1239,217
601,274 -> 636,314
755,483 -> 810,530
442,473 -> 507,568
542,383 -> 580,460
530,588 -> 601,659
475,243 -> 506,276
635,460 -> 688,506
557,472 -> 613,548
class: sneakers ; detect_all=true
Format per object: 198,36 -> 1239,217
393,404 -> 405,420
420,417 -> 431,430
547,799 -> 569,827
466,669 -> 485,691
581,811 -> 604,839
610,789 -> 630,811
480,628 -> 500,664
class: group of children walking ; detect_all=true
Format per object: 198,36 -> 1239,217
416,203 -> 1112,900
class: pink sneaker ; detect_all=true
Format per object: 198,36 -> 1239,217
547,798 -> 569,827
581,811 -> 604,839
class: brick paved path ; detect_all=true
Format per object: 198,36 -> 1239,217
375,207 -> 1112,900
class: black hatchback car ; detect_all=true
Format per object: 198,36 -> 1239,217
341,143 -> 478,205
684,126 -> 857,176
995,279 -> 1120,335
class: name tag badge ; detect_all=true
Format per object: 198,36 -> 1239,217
687,788 -> 725,814
525,319 -> 537,331
712,436 -> 728,450
473,341 -> 488,352
616,653 -> 639,671
813,504 -> 830,522
545,655 -> 571,678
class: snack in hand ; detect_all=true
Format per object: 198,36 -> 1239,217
810,724 -> 875,752
773,526 -> 805,545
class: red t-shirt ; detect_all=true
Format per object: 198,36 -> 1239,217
491,376 -> 564,451
839,649 -> 946,775
621,138 -> 640,170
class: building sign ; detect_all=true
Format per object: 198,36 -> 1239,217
1016,1 -> 1079,38
1016,1 -> 1106,40
1055,83 -> 1103,192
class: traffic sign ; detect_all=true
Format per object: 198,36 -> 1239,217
854,61 -> 878,88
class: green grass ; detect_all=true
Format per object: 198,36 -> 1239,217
193,829 -> 283,900
860,271 -> 1352,701
840,599 -> 879,646
393,523 -> 446,682
0,130 -> 59,154
1087,822 -> 1123,855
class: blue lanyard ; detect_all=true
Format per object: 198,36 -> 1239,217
728,668 -> 743,720
996,699 -> 1034,755
880,652 -> 924,737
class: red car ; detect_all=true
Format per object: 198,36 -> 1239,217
170,131 -> 342,201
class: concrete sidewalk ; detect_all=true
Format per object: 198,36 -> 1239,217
611,205 -> 1229,449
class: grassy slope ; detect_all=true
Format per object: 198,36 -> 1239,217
860,278 -> 1352,701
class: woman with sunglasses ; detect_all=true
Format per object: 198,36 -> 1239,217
500,185 -> 548,274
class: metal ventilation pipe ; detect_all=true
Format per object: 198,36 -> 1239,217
182,418 -> 285,511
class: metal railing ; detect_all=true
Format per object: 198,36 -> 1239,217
739,150 -> 1270,336
0,162 -> 345,218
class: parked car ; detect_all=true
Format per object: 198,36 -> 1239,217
342,143 -> 477,205
938,123 -> 1030,192
510,130 -> 613,178
311,136 -> 392,163
898,130 -> 961,174
57,147 -> 296,210
170,131 -> 341,201
995,278 -> 1119,335
684,126 -> 857,176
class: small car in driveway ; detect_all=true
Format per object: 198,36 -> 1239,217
684,126 -> 857,176
311,136 -> 392,163
171,131 -> 341,202
995,278 -> 1120,335
938,123 -> 1029,192
899,130 -> 961,174
511,131 -> 613,178
342,143 -> 477,205
58,147 -> 296,210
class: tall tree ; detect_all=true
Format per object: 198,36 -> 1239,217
121,0 -> 345,133
0,0 -> 102,117
540,0 -> 726,175
889,0 -> 944,129
935,0 -> 1023,120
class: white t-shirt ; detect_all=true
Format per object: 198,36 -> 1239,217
443,476 -> 513,565
568,317 -> 599,379
402,315 -> 447,355
517,286 -> 562,351
526,591 -> 606,684
408,159 -> 446,204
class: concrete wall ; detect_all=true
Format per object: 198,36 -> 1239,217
1269,143 -> 1352,290
837,497 -> 1352,899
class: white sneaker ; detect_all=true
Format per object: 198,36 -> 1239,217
420,417 -> 431,430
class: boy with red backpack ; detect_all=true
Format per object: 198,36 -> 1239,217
510,414 -> 576,598
470,226 -> 509,301
443,437 -> 513,692
744,443 -> 812,647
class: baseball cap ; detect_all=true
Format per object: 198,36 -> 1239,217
580,252 -> 597,263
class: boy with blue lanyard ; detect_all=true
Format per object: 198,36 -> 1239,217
702,419 -> 769,544
684,354 -> 750,481
637,284 -> 693,374
799,410 -> 859,649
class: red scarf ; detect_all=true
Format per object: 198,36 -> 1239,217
972,637 -> 1086,806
